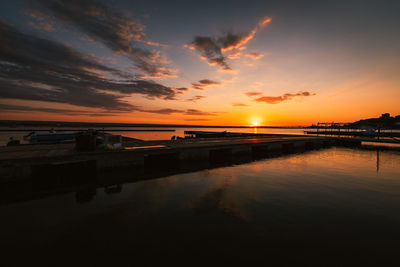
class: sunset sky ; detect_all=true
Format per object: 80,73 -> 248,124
0,0 -> 399,126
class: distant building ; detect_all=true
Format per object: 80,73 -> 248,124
381,113 -> 391,119
395,115 -> 400,120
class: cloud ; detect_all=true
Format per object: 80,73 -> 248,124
245,92 -> 262,97
185,16 -> 271,71
0,21 -> 182,111
245,52 -> 264,60
184,37 -> 231,71
25,9 -> 57,31
140,108 -> 181,114
139,108 -> 217,116
35,0 -> 175,78
192,79 -> 221,90
0,103 -> 219,118
185,109 -> 219,116
186,95 -> 206,102
232,103 -> 248,107
183,118 -> 209,121
251,91 -> 316,104
175,87 -> 190,92
0,103 -> 117,117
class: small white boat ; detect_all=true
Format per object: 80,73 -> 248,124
24,131 -> 79,144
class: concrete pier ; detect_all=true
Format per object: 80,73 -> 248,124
0,135 -> 362,183
0,135 -> 367,205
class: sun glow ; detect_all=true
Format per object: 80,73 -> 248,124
250,117 -> 262,127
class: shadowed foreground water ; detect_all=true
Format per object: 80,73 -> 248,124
1,147 -> 400,266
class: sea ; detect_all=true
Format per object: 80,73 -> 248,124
1,145 -> 400,265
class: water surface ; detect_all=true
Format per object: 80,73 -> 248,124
1,147 -> 400,266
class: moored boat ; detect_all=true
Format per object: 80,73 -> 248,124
23,131 -> 79,144
184,131 -> 229,138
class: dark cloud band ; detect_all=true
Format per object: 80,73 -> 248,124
0,21 -> 179,111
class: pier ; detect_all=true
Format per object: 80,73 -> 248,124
1,134 -> 356,205
2,132 -> 399,205
0,135 -> 358,182
304,122 -> 400,144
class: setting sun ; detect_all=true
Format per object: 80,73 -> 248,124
250,117 -> 262,127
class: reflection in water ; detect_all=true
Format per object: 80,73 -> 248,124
75,187 -> 96,203
377,149 -> 380,173
1,147 -> 400,266
104,184 -> 122,194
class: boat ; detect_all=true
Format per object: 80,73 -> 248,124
184,131 -> 229,138
23,131 -> 80,144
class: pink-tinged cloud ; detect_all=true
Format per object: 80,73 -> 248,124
220,17 -> 271,53
245,91 -> 262,97
25,9 -> 57,31
258,17 -> 272,26
185,16 -> 271,71
226,49 -> 242,59
252,91 -> 316,104
245,52 -> 264,60
232,103 -> 248,107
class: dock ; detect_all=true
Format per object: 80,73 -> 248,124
304,122 -> 400,140
0,135 -> 357,182
4,134 -> 394,205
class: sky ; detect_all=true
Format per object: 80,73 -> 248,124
0,0 -> 399,126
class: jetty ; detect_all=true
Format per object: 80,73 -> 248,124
3,131 -> 399,205
304,122 -> 400,143
0,134 -> 358,182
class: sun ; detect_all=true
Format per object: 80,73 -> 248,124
250,117 -> 261,127
251,121 -> 260,127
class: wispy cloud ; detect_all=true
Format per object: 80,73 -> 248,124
186,95 -> 206,102
0,103 -> 117,117
248,91 -> 316,104
184,118 -> 210,121
185,109 -> 219,116
185,16 -> 271,71
192,79 -> 221,90
141,108 -> 218,116
245,92 -> 262,97
232,103 -> 248,107
245,52 -> 264,60
25,9 -> 57,31
34,0 -> 175,78
0,103 -> 219,117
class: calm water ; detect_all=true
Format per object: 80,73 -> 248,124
1,147 -> 400,266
